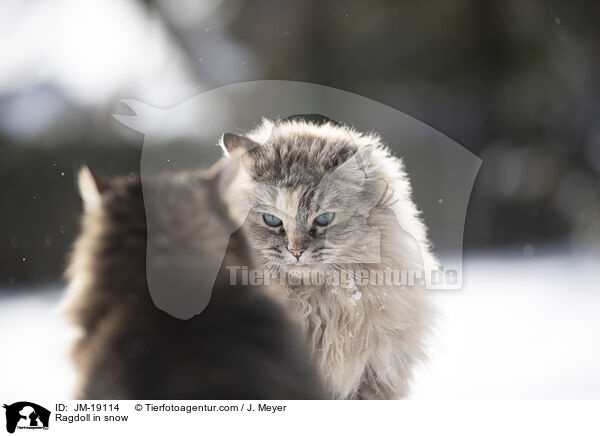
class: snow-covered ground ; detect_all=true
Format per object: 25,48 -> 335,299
411,253 -> 600,399
0,285 -> 77,399
1,253 -> 599,399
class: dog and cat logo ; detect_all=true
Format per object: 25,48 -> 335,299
2,402 -> 50,433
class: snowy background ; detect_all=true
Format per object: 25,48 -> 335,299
2,253 -> 599,400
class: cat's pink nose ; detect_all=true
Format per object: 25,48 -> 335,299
287,246 -> 305,259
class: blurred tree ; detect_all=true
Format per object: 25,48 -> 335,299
1,0 -> 600,286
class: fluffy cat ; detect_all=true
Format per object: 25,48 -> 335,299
221,115 -> 436,399
63,158 -> 325,399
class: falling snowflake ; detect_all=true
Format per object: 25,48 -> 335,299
523,244 -> 535,257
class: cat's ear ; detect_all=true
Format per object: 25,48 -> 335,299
331,146 -> 375,183
327,146 -> 391,206
220,133 -> 263,177
352,146 -> 374,177
220,133 -> 260,155
77,166 -> 109,211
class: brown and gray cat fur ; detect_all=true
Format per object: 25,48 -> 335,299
221,116 -> 437,399
63,159 -> 325,399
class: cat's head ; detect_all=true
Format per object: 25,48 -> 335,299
221,119 -> 393,276
71,154 -> 246,320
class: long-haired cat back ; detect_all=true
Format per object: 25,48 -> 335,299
64,158 -> 325,400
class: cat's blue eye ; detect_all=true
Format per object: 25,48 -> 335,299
314,212 -> 335,226
263,213 -> 283,227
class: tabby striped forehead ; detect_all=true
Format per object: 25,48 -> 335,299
275,187 -> 305,219
270,185 -> 318,225
248,149 -> 370,224
248,181 -> 320,223
247,136 -> 357,187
